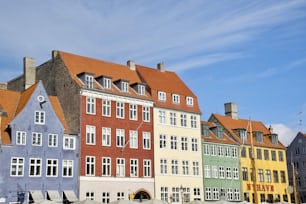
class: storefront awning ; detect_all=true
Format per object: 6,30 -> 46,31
30,190 -> 44,202
47,190 -> 61,202
64,190 -> 78,202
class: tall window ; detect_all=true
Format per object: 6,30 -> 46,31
211,145 -> 217,156
116,158 -> 125,177
62,160 -> 73,177
190,115 -> 197,128
170,112 -> 176,126
159,110 -> 166,124
102,127 -> 111,146
192,161 -> 199,176
158,91 -> 166,101
194,188 -> 201,201
121,81 -> 129,92
203,144 -> 209,155
204,165 -> 210,178
182,160 -> 189,175
161,187 -> 168,202
32,132 -> 42,146
218,146 -> 224,156
273,170 -> 279,183
258,169 -> 264,182
266,169 -> 271,182
86,156 -> 95,176
16,131 -> 26,145
138,85 -> 145,95
192,138 -> 198,151
186,96 -> 194,106
181,137 -> 188,151
10,157 -> 24,176
46,159 -> 58,177
85,75 -> 94,88
232,147 -> 238,157
172,187 -> 180,202
280,171 -> 286,183
48,134 -> 58,147
171,160 -> 178,175
278,151 -> 284,161
130,159 -> 138,177
116,102 -> 125,118
225,147 -> 230,157
129,130 -> 138,149
129,104 -> 138,120
180,113 -> 187,127
242,167 -> 248,181
142,106 -> 150,122
170,136 -> 177,150
116,129 -> 125,147
234,189 -> 240,201
86,125 -> 96,145
34,111 -> 45,124
29,158 -> 41,177
227,189 -> 233,201
264,150 -> 269,160
205,187 -> 212,200
102,99 -> 111,117
103,78 -> 111,89
219,166 -> 225,178
159,134 -> 166,149
102,157 -> 111,176
160,159 -> 167,174
102,192 -> 110,204
257,149 -> 262,160
212,166 -> 218,178
226,167 -> 232,179
241,147 -> 246,157
86,97 -> 96,114
212,188 -> 219,200
143,160 -> 151,177
233,167 -> 239,179
271,150 -> 277,161
143,132 -> 151,150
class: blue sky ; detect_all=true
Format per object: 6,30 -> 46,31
0,0 -> 306,146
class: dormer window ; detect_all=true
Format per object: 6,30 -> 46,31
103,77 -> 111,89
237,129 -> 247,141
255,131 -> 263,143
186,96 -> 194,106
85,75 -> 94,89
271,133 -> 278,144
172,94 -> 180,104
158,91 -> 166,101
217,126 -> 224,139
138,85 -> 145,96
201,124 -> 209,137
121,81 -> 129,92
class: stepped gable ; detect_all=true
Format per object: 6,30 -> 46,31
136,65 -> 201,113
212,113 -> 285,149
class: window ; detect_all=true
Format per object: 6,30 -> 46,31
159,110 -> 166,124
234,189 -> 240,201
159,134 -> 166,149
161,187 -> 168,202
182,188 -> 190,203
233,168 -> 239,179
180,113 -> 187,127
182,160 -> 189,175
86,125 -> 96,145
85,75 -> 94,88
227,189 -> 233,201
142,106 -> 150,122
280,171 -> 286,183
102,99 -> 111,117
129,130 -> 138,149
102,127 -> 111,146
10,157 -> 24,176
241,147 -> 246,157
35,111 -> 45,125
192,161 -> 199,176
211,145 -> 217,156
190,115 -> 197,128
170,112 -> 176,126
218,146 -> 224,156
46,159 -> 58,177
192,138 -> 198,151
116,158 -> 125,177
103,78 -> 111,89
226,167 -> 232,179
102,157 -> 111,176
266,169 -> 271,182
203,144 -> 209,155
232,147 -> 238,158
273,170 -> 279,183
116,129 -> 125,147
170,136 -> 177,150
129,104 -> 138,120
143,160 -> 151,177
121,81 -> 129,92
212,188 -> 219,200
271,150 -> 277,161
32,132 -> 42,146
217,126 -> 224,139
225,146 -> 230,157
29,158 -> 41,177
172,94 -> 180,104
205,187 -> 212,200
143,132 -> 151,150
86,156 -> 95,176
181,137 -> 188,151
160,159 -> 167,174
171,160 -> 178,175
86,192 -> 94,200
255,131 -> 263,143
242,167 -> 248,181
257,149 -> 262,160
219,166 -> 225,178
116,102 -> 125,118
62,160 -> 73,177
158,91 -> 166,101
172,187 -> 180,202
117,192 -> 124,200
102,192 -> 110,204
194,188 -> 201,201
16,131 -> 26,145
278,151 -> 284,161
264,150 -> 269,160
138,85 -> 145,95
258,169 -> 264,182
239,129 -> 247,141
211,166 -> 218,178
86,97 -> 96,114
271,134 -> 278,144
130,159 -> 138,177
63,136 -> 76,150
204,165 -> 210,178
48,134 -> 58,147
186,96 -> 194,106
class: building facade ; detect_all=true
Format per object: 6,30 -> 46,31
0,81 -> 79,203
201,122 -> 241,202
209,103 -> 290,203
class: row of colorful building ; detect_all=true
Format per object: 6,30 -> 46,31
0,50 -> 304,203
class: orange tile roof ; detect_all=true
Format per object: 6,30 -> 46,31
211,113 -> 285,149
136,65 -> 201,113
49,96 -> 70,133
15,82 -> 39,116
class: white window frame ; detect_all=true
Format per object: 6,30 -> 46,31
170,135 -> 177,150
29,158 -> 41,177
212,165 -> 218,178
171,160 -> 178,175
161,187 -> 168,202
192,161 -> 199,176
170,112 -> 176,126
205,187 -> 212,200
138,85 -> 145,95
34,111 -> 45,125
159,134 -> 166,149
182,160 -> 189,175
32,132 -> 42,146
226,167 -> 232,179
86,156 -> 95,176
181,137 -> 188,151
86,97 -> 96,115
103,77 -> 111,89
46,159 -> 58,177
102,157 -> 111,176
116,129 -> 125,147
142,106 -> 150,122
190,115 -> 197,128
86,125 -> 96,145
233,167 -> 239,179
48,133 -> 58,147
130,159 -> 138,177
10,157 -> 24,176
62,160 -> 74,177
121,81 -> 129,92
63,136 -> 76,150
160,159 -> 167,174
102,127 -> 111,146
203,144 -> 210,155
85,75 -> 94,88
186,96 -> 194,106
192,138 -> 198,151
16,131 -> 26,145
172,94 -> 180,104
180,113 -> 187,127
158,91 -> 166,101
143,159 -> 151,177
102,99 -> 111,117
116,101 -> 125,119
204,165 -> 211,178
129,130 -> 138,149
129,104 -> 138,120
159,110 -> 166,124
143,132 -> 151,150
116,158 -> 125,177
219,166 -> 225,178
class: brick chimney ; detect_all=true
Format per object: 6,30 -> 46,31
157,62 -> 165,72
24,57 -> 36,90
127,60 -> 136,71
224,102 -> 238,119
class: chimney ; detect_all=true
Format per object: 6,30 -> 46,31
24,57 -> 36,90
127,60 -> 136,71
157,62 -> 165,72
224,102 -> 238,119
52,50 -> 59,60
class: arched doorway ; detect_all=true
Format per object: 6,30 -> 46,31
133,190 -> 151,202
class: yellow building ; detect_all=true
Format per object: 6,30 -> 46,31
209,103 -> 290,203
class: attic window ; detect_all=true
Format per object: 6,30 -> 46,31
255,131 -> 263,143
85,75 -> 94,89
103,77 -> 111,89
172,94 -> 180,104
138,85 -> 145,96
217,126 -> 224,139
186,96 -> 194,106
158,91 -> 166,101
201,124 -> 209,137
238,129 -> 247,141
271,134 -> 278,144
121,81 -> 129,92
